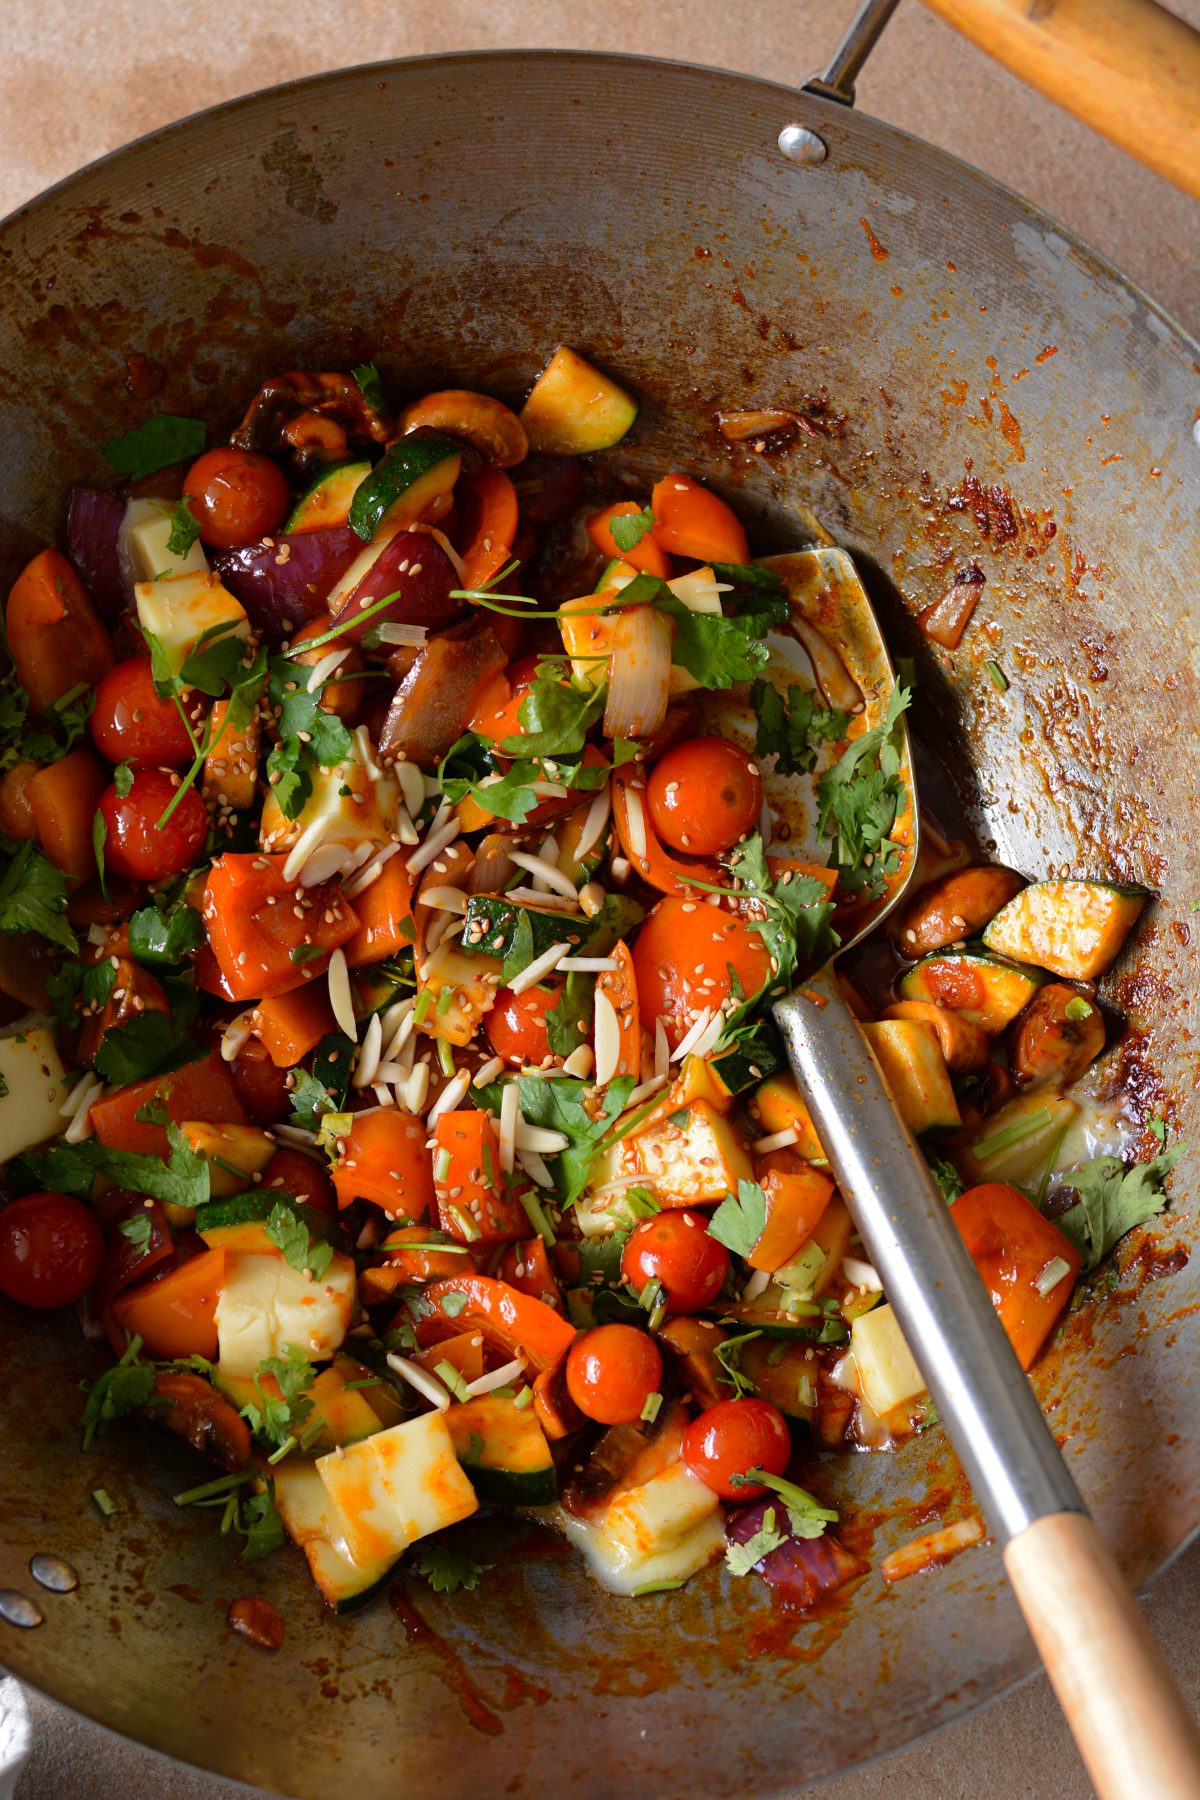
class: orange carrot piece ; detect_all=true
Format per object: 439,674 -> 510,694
110,1247 -> 227,1361
5,548 -> 115,713
255,984 -> 335,1067
27,748 -> 109,880
343,854 -> 416,968
333,1109 -> 434,1219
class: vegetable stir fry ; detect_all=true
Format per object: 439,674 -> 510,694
0,348 -> 1180,1620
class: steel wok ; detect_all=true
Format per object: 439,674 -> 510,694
0,49 -> 1197,1800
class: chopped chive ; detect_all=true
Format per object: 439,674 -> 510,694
1035,1256 -> 1072,1297
285,587 -> 404,658
513,1385 -> 534,1411
518,1186 -> 557,1247
437,1039 -> 455,1076
640,1390 -> 663,1424
92,1488 -> 116,1518
436,986 -> 454,1015
433,1147 -> 452,1184
340,1377 -> 386,1391
984,660 -> 1009,693
444,1204 -> 481,1244
974,1106 -> 1053,1162
266,1435 -> 297,1466
1063,996 -> 1093,1022
174,1471 -> 252,1507
434,1360 -> 470,1402
630,1577 -> 685,1597
413,988 -> 433,1025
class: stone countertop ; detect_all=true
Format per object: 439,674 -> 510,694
3,2 -> 1199,1796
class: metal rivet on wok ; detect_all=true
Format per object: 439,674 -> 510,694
29,1554 -> 79,1594
0,1589 -> 44,1629
778,124 -> 828,166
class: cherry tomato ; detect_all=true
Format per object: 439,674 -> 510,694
621,1212 -> 729,1315
631,896 -> 771,1048
229,1039 -> 293,1126
683,1397 -> 791,1500
565,1323 -> 663,1425
0,1192 -> 104,1309
646,737 -> 762,856
182,448 -> 289,551
261,1149 -> 337,1219
99,769 -> 209,882
484,978 -> 565,1068
89,655 -> 199,768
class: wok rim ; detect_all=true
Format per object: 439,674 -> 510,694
2,44 -> 1197,1798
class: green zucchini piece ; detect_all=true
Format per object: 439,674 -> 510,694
712,1026 -> 785,1097
444,1394 -> 557,1505
347,433 -> 462,542
594,555 -> 635,593
899,947 -> 1046,1034
194,1189 -> 349,1252
284,460 -> 371,533
271,1460 -> 398,1611
519,346 -> 638,455
719,1304 -> 848,1346
981,878 -> 1150,982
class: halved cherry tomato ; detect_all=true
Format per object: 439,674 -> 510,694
683,1396 -> 790,1500
611,765 -> 724,899
261,1148 -> 337,1218
565,1324 -> 663,1425
631,896 -> 771,1048
226,1036 -> 293,1124
646,737 -> 763,856
650,473 -> 749,565
620,1211 -> 729,1315
182,448 -> 289,551
89,655 -> 200,767
0,1192 -> 104,1309
587,503 -> 671,578
484,977 -> 565,1068
99,770 -> 209,882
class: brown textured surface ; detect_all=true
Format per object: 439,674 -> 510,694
2,4 -> 1199,1798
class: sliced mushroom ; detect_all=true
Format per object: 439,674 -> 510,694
231,372 -> 390,470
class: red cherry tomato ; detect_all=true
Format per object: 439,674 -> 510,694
182,448 -> 289,551
261,1149 -> 337,1219
89,655 -> 199,768
228,1038 -> 293,1126
631,896 -> 771,1048
565,1324 -> 663,1425
99,769 -> 209,882
484,978 -> 565,1068
683,1397 -> 791,1500
0,1192 -> 104,1309
646,737 -> 763,856
621,1211 -> 729,1315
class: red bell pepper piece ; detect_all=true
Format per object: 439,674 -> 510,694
201,854 -> 359,1002
89,1051 -> 248,1156
421,1275 -> 576,1371
952,1182 -> 1082,1370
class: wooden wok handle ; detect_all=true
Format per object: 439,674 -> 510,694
917,0 -> 1200,200
1005,1512 -> 1200,1799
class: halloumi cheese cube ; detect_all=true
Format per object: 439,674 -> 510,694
0,1026 -> 71,1163
135,571 -> 249,676
317,1412 -> 478,1564
121,496 -> 209,583
214,1249 -> 355,1377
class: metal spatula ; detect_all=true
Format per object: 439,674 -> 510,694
755,549 -> 1200,1800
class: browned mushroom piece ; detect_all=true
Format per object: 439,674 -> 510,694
378,620 -> 508,770
148,1370 -> 252,1470
655,1316 -> 729,1410
882,998 -> 991,1074
1010,983 -> 1106,1089
230,371 -> 391,471
227,1595 -> 285,1650
896,865 -> 1026,957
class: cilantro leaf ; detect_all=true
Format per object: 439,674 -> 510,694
1055,1147 -> 1183,1273
718,832 -> 838,1004
709,562 -> 787,594
609,507 -> 655,553
500,664 -> 606,760
238,1487 -> 287,1563
731,1469 -> 837,1539
817,681 -> 912,897
715,1328 -> 762,1398
351,361 -> 386,413
22,1122 -> 210,1212
725,1506 -> 788,1577
0,840 -> 77,952
655,593 -> 783,690
412,1544 -> 493,1595
707,1180 -> 768,1258
264,654 -> 353,819
516,1072 -> 634,1207
94,1011 -> 206,1086
81,1338 -> 161,1449
288,1067 -> 338,1132
118,1213 -> 153,1253
165,499 -> 201,559
264,1201 -> 333,1281
240,1347 -> 316,1447
926,1152 -> 965,1204
128,898 -> 204,967
750,679 -> 848,777
103,414 -> 206,481
578,1233 -> 629,1289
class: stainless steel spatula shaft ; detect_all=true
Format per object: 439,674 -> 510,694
774,962 -> 1081,1543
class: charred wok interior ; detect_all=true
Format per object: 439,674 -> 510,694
0,52 -> 1196,1800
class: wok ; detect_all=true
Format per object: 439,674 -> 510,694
1,40 -> 1199,1800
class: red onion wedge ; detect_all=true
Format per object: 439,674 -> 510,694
66,485 -> 128,623
726,1498 -> 867,1608
329,530 -> 461,649
213,526 -> 363,645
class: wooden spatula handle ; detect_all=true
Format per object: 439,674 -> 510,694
918,0 -> 1200,200
1005,1512 -> 1200,1799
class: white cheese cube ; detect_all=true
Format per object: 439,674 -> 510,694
121,496 -> 209,582
317,1412 -> 478,1564
0,1026 -> 71,1163
604,1462 -> 721,1557
850,1303 -> 926,1416
214,1249 -> 355,1377
135,571 -> 249,675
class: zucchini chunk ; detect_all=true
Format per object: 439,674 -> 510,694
519,346 -> 638,455
444,1394 -> 557,1505
898,947 -> 1046,1034
284,459 -> 371,533
272,1460 -> 398,1612
981,879 -> 1150,981
850,1303 -> 925,1416
347,433 -> 462,542
863,1019 -> 961,1134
